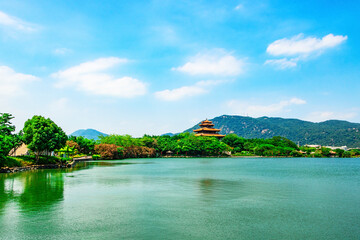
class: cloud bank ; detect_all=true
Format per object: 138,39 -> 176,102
0,66 -> 39,97
227,97 -> 306,117
53,57 -> 147,98
266,33 -> 347,69
172,49 -> 245,76
0,11 -> 37,32
155,80 -> 228,101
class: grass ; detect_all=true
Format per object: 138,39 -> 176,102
1,155 -> 63,168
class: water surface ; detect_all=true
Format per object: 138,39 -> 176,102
1,158 -> 360,239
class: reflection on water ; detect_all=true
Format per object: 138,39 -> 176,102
0,171 -> 64,213
0,160 -> 138,213
198,178 -> 245,202
0,158 -> 360,240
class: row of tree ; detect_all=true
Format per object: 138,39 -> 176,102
222,134 -> 360,158
1,112 -> 360,167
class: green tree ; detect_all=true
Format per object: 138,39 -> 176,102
68,136 -> 95,154
0,113 -> 22,165
22,115 -> 67,160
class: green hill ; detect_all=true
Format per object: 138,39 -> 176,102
185,115 -> 360,148
70,129 -> 108,140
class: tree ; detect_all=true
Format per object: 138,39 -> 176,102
22,115 -> 67,160
0,113 -> 22,164
68,136 -> 96,154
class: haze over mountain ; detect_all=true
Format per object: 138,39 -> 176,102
184,115 -> 360,148
70,129 -> 108,140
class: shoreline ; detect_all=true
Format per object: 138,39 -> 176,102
2,155 -> 358,174
0,156 -> 93,174
0,164 -> 69,173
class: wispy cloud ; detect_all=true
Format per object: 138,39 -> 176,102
172,49 -> 245,76
227,97 -> 306,117
155,85 -> 207,101
306,111 -> 358,122
53,48 -> 72,56
264,58 -> 298,69
267,34 -> 347,56
52,57 -> 147,98
0,66 -> 39,97
265,33 -> 347,69
234,4 -> 244,10
0,10 -> 37,32
155,79 -> 228,101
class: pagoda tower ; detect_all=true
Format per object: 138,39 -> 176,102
193,119 -> 225,139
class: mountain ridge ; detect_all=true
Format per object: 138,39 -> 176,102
184,115 -> 360,148
70,128 -> 108,140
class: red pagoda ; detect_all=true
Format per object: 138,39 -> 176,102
193,119 -> 225,139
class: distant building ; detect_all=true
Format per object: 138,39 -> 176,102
9,143 -> 30,156
304,144 -> 322,148
193,119 -> 225,139
9,143 -> 56,156
324,146 -> 348,151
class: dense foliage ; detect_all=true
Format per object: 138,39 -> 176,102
0,113 -> 22,166
185,115 -> 360,148
68,136 -> 96,155
1,112 -> 360,168
23,115 -> 67,160
94,133 -> 230,159
222,134 -> 360,158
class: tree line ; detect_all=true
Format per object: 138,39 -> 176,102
1,113 -> 360,167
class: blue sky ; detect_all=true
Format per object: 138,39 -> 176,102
0,0 -> 359,136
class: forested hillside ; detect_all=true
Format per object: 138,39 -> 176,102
185,115 -> 360,148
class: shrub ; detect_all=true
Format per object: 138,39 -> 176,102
124,146 -> 156,158
66,140 -> 80,151
94,144 -> 120,159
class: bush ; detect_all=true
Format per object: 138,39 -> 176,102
94,144 -> 120,159
124,146 -> 156,158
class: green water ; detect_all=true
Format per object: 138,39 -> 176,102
1,158 -> 360,239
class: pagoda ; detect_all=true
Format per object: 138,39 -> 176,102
193,119 -> 225,139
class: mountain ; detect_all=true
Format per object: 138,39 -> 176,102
70,129 -> 108,140
184,115 -> 360,148
161,133 -> 176,137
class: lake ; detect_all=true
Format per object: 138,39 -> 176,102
1,158 -> 360,239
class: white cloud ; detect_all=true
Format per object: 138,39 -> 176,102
0,11 -> 37,32
267,33 -> 347,57
264,58 -> 298,69
306,111 -> 358,122
155,86 -> 207,101
155,79 -> 228,101
265,34 -> 347,70
0,66 -> 39,97
172,49 -> 245,76
227,97 -> 306,117
52,57 -> 147,98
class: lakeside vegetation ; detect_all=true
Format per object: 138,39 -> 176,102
1,113 -> 360,169
186,115 -> 360,148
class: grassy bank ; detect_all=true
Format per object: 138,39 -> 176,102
1,156 -> 63,168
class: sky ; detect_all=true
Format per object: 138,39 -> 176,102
0,0 -> 360,136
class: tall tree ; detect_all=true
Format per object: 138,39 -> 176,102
0,113 -> 21,164
22,115 -> 67,160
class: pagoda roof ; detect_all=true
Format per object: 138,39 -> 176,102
202,119 -> 212,123
195,133 -> 225,138
200,123 -> 214,126
193,127 -> 221,132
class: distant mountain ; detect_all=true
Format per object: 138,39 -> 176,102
70,129 -> 108,140
161,132 -> 177,137
184,115 -> 360,148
